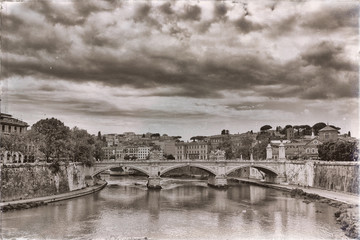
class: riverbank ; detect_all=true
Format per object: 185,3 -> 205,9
0,180 -> 107,212
230,178 -> 359,239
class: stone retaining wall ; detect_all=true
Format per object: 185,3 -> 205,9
1,163 -> 88,202
284,161 -> 359,194
313,162 -> 359,194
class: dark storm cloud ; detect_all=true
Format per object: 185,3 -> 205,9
159,2 -> 174,15
301,4 -> 359,30
2,1 -> 358,101
301,41 -> 357,72
180,4 -> 202,21
134,4 -> 151,20
11,93 -> 212,119
214,3 -> 228,19
233,16 -> 265,34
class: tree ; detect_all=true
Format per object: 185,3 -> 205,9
164,154 -> 175,160
93,140 -> 105,161
221,129 -> 229,135
97,131 -> 102,141
312,122 -> 326,135
260,125 -> 272,132
234,135 -> 254,159
70,127 -> 96,166
31,118 -> 71,162
318,140 -> 359,161
218,139 -> 233,159
253,141 -> 268,160
151,133 -> 160,138
190,136 -> 206,142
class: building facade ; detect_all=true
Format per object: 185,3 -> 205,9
0,113 -> 29,135
318,125 -> 338,142
175,141 -> 210,160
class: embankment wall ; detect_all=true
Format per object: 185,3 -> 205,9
284,161 -> 359,194
1,163 -> 90,202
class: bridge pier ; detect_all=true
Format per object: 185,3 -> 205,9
208,175 -> 228,189
274,174 -> 287,184
147,177 -> 162,189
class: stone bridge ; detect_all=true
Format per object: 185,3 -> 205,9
91,159 -> 288,189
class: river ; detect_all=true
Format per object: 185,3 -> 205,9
1,176 -> 347,239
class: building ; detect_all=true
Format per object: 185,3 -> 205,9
103,146 -> 123,160
137,146 -> 151,160
286,127 -> 294,140
175,141 -> 210,160
163,140 -> 176,157
269,137 -> 322,160
0,113 -> 29,135
318,125 -> 338,142
0,113 -> 30,164
209,134 -> 229,149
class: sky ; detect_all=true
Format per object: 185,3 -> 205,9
1,0 -> 359,140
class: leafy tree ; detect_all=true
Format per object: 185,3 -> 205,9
166,154 -> 175,160
151,133 -> 160,138
318,140 -> 359,161
190,136 -> 206,141
97,131 -> 102,141
280,125 -> 292,134
218,139 -> 233,159
70,127 -> 96,166
253,140 -> 268,160
31,118 -> 71,162
151,145 -> 161,151
93,140 -> 105,161
260,125 -> 272,132
124,154 -> 130,160
234,135 -> 254,159
221,129 -> 229,135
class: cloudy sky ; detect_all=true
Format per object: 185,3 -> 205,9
1,0 -> 359,140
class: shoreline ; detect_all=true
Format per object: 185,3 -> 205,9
230,178 -> 359,239
0,180 -> 108,210
229,177 -> 359,205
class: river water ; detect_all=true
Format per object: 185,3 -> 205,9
1,176 -> 347,240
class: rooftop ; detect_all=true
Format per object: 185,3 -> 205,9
319,125 -> 338,132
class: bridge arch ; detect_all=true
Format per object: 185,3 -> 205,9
225,164 -> 279,177
160,164 -> 217,176
92,165 -> 150,177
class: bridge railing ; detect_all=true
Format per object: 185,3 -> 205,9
94,159 -> 285,164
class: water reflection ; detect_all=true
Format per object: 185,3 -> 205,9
1,176 -> 348,240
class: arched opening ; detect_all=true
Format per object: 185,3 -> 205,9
226,165 -> 278,183
93,165 -> 150,177
160,164 -> 216,179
